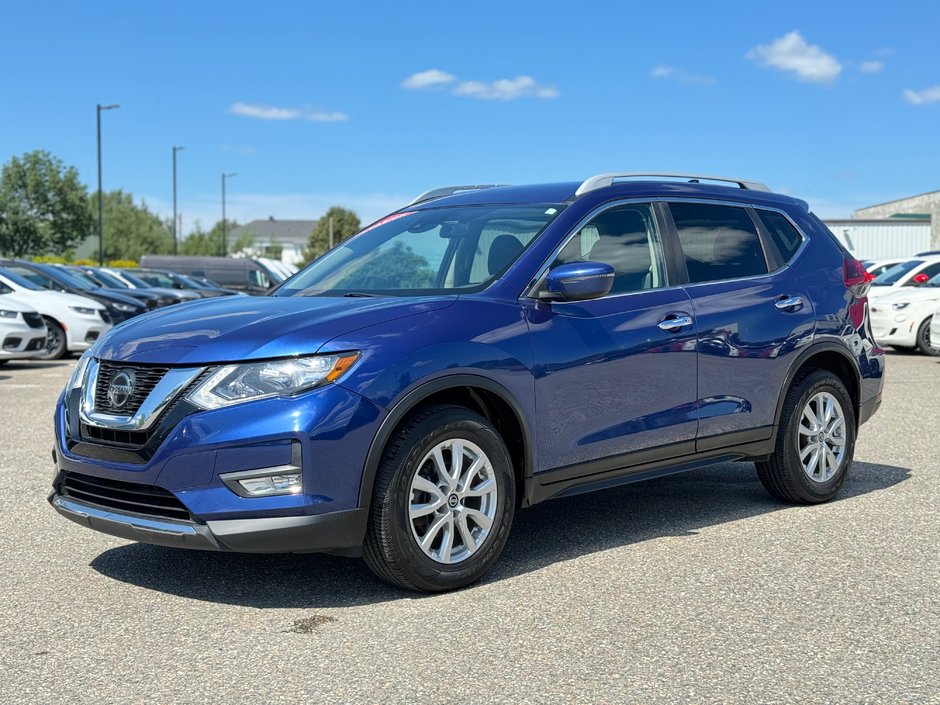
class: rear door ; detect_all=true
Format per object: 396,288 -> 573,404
663,201 -> 815,449
524,201 -> 699,474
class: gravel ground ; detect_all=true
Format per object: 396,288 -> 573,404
0,353 -> 937,704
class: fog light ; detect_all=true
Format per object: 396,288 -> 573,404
236,473 -> 302,497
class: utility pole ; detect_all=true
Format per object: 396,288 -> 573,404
172,146 -> 185,255
221,172 -> 236,256
329,216 -> 334,250
96,103 -> 120,265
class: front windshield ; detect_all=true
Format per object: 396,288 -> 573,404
117,271 -> 151,288
278,204 -> 563,296
35,265 -> 95,290
134,270 -> 175,287
872,259 -> 923,285
65,268 -> 103,288
0,268 -> 43,291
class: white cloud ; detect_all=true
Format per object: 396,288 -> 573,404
746,31 -> 842,84
401,69 -> 456,90
452,76 -> 558,101
402,70 -> 558,101
903,85 -> 940,105
229,102 -> 348,122
859,60 -> 884,74
650,65 -> 716,86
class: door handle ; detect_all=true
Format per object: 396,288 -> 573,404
775,295 -> 804,311
657,314 -> 693,332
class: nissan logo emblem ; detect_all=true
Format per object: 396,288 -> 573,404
107,369 -> 136,409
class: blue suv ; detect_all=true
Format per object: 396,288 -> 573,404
50,173 -> 884,592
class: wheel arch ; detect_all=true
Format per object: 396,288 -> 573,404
773,342 -> 862,439
358,374 -> 534,509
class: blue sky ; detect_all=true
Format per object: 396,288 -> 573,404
2,0 -> 939,232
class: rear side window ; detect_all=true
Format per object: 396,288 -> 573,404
757,210 -> 803,263
669,203 -> 768,283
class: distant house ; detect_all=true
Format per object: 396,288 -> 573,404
229,217 -> 317,266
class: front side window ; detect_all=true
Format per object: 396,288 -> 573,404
278,205 -> 562,296
872,259 -> 923,286
550,203 -> 666,295
905,262 -> 940,285
669,202 -> 768,283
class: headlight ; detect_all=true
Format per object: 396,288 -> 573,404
0,310 -> 18,319
890,302 -> 910,311
111,303 -> 138,313
69,306 -> 98,316
187,352 -> 360,410
66,353 -> 92,391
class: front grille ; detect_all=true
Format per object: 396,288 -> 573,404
61,471 -> 191,521
22,312 -> 44,328
81,423 -> 150,447
94,363 -> 169,415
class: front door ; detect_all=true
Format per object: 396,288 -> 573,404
523,202 -> 699,475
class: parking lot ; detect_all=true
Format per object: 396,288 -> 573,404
1,353 -> 937,704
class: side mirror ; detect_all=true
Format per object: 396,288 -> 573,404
911,273 -> 930,286
542,261 -> 614,301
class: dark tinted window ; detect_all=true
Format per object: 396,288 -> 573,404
669,203 -> 768,283
0,281 -> 11,294
905,262 -> 940,285
872,259 -> 923,286
551,204 -> 666,295
757,210 -> 803,263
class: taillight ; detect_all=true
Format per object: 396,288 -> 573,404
844,257 -> 874,298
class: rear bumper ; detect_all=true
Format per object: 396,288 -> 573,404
858,390 -> 882,426
49,493 -> 369,556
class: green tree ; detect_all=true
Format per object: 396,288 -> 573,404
0,150 -> 93,257
303,206 -> 360,264
181,220 -> 251,256
89,190 -> 175,261
336,241 -> 435,290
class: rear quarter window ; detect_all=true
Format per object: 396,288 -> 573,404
757,210 -> 804,263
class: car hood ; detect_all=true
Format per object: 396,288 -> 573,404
5,288 -> 106,311
0,293 -> 38,313
93,294 -> 457,365
872,287 -> 940,305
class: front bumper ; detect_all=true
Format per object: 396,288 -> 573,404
50,493 -> 368,555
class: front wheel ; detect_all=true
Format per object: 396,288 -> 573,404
916,316 -> 940,357
362,404 -> 516,592
756,370 -> 856,504
36,318 -> 67,360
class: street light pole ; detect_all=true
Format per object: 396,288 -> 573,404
172,146 -> 185,255
96,103 -> 119,266
221,172 -> 237,256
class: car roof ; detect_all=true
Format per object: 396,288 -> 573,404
407,179 -> 808,212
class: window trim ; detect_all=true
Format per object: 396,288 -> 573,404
522,198 -> 677,301
751,206 -> 809,269
659,198 -> 810,288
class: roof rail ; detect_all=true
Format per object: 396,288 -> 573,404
408,184 -> 506,206
574,172 -> 770,197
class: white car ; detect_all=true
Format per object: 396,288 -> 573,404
0,288 -> 48,365
0,269 -> 112,360
868,256 -> 940,300
869,273 -> 940,356
865,258 -> 907,278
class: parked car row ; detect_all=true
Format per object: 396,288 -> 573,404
0,257 -> 261,361
864,254 -> 940,356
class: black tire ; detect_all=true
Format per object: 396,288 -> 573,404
916,316 -> 940,357
36,317 -> 67,360
362,404 -> 516,592
756,370 -> 856,504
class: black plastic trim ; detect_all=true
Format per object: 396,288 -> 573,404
357,374 -> 533,508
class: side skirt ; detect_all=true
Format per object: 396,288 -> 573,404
528,427 -> 773,505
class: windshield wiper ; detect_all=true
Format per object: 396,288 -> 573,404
342,292 -> 380,297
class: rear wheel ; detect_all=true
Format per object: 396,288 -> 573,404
916,316 -> 940,356
362,404 -> 516,592
756,370 -> 856,504
36,318 -> 67,360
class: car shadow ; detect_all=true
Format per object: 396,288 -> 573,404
90,460 -> 909,607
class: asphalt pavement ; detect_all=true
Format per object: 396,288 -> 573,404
1,353 -> 937,704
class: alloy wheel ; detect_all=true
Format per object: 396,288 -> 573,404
798,391 -> 847,483
408,438 -> 499,564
